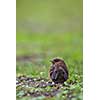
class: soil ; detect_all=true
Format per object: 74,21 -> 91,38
16,75 -> 62,98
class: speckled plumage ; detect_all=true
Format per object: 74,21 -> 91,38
49,58 -> 68,84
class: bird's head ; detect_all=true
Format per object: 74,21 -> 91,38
50,57 -> 64,64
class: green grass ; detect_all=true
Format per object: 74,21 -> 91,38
16,32 -> 83,100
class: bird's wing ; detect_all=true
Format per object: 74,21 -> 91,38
59,67 -> 68,80
49,65 -> 55,77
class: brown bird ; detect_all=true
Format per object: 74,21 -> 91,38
49,57 -> 69,84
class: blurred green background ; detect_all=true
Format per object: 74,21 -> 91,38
16,0 -> 83,99
16,0 -> 82,33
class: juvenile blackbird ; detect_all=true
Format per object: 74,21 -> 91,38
49,58 -> 69,84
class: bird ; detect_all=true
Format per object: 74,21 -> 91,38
49,57 -> 69,84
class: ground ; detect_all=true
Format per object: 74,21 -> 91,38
16,33 -> 83,100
